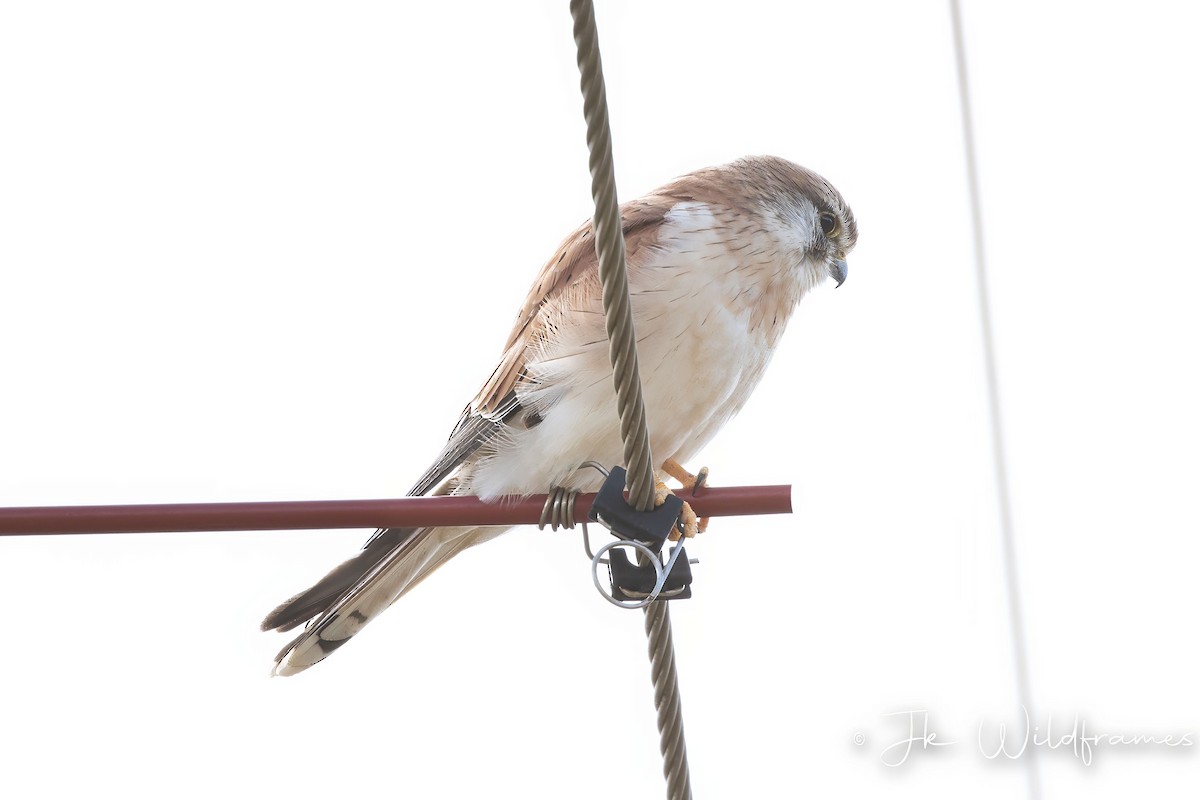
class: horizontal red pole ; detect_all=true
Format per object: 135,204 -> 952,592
0,485 -> 791,536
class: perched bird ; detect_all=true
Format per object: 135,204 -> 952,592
262,155 -> 857,675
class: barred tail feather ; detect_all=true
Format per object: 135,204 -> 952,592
264,525 -> 506,677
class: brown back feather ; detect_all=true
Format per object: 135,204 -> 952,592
471,199 -> 668,415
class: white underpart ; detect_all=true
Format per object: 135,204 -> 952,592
469,200 -> 826,499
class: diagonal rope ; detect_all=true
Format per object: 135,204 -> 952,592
568,0 -> 656,513
567,1 -> 691,798
947,3 -> 1042,799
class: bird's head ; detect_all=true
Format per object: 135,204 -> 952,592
733,155 -> 858,290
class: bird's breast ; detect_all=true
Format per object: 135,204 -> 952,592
471,202 -> 807,498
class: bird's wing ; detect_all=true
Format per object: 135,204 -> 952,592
471,198 -> 668,416
262,198 -> 671,675
395,196 -> 668,498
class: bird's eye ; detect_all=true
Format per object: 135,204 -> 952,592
819,212 -> 839,237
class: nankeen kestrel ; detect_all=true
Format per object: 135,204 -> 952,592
263,155 -> 858,675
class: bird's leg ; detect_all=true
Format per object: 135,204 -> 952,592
656,458 -> 711,540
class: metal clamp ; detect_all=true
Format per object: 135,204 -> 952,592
585,466 -> 694,607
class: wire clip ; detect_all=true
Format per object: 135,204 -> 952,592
588,466 -> 693,605
608,544 -> 692,602
589,466 -> 682,550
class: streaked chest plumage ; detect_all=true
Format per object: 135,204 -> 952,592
468,200 -> 815,499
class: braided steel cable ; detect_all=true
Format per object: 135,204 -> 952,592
644,602 -> 689,793
567,2 -> 692,798
568,0 -> 655,513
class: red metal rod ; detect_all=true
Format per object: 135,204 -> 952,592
0,484 -> 791,536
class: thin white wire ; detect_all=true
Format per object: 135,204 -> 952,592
947,2 -> 1043,798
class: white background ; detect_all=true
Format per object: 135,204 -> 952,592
2,1 -> 1198,797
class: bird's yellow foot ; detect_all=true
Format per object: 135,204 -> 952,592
657,458 -> 711,540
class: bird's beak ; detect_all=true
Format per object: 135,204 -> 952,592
829,258 -> 848,288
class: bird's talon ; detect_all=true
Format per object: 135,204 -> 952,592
660,458 -> 710,535
671,500 -> 700,540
